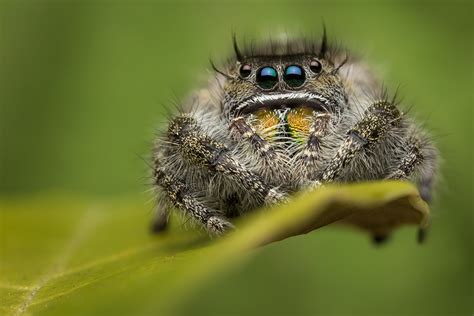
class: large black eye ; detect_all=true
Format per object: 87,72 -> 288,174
239,64 -> 252,78
256,66 -> 278,89
310,59 -> 322,74
283,65 -> 305,88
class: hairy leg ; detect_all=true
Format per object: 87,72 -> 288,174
150,199 -> 170,233
385,131 -> 438,243
168,115 -> 287,205
386,137 -> 423,180
313,100 -> 402,244
320,100 -> 402,182
386,133 -> 437,203
154,167 -> 234,235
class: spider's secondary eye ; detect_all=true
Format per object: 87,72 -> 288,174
310,59 -> 322,74
256,66 -> 278,89
284,65 -> 306,88
239,64 -> 252,78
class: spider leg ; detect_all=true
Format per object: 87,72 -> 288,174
372,234 -> 390,246
385,131 -> 438,244
315,101 -> 403,244
386,138 -> 423,180
154,167 -> 234,235
150,198 -> 170,233
168,115 -> 287,205
320,100 -> 402,182
386,133 -> 437,203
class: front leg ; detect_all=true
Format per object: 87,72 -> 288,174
154,167 -> 234,235
153,113 -> 289,236
314,100 -> 402,244
168,115 -> 287,205
386,130 -> 438,203
320,100 -> 402,182
385,130 -> 438,243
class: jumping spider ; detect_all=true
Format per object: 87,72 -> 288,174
151,31 -> 438,242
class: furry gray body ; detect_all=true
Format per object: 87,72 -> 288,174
151,34 -> 438,239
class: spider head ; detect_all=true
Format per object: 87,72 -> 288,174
214,36 -> 348,142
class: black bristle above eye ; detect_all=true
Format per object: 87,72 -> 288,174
319,24 -> 328,58
229,27 -> 337,66
232,33 -> 243,61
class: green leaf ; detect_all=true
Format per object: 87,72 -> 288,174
0,181 -> 429,316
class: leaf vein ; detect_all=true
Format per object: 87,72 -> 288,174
12,208 -> 104,316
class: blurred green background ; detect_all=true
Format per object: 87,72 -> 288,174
1,0 -> 472,315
